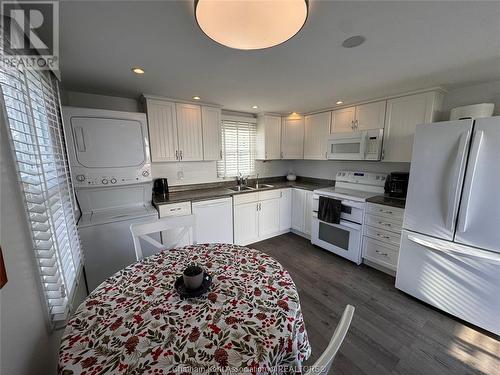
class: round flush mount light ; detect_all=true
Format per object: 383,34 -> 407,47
192,96 -> 201,100
336,101 -> 344,105
342,35 -> 366,48
131,67 -> 145,74
252,105 -> 259,109
194,0 -> 308,50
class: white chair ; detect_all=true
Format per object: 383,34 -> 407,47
304,304 -> 355,375
130,215 -> 197,261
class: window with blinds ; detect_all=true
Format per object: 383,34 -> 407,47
0,65 -> 83,324
217,120 -> 256,177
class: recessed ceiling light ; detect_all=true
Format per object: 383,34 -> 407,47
194,0 -> 308,50
252,105 -> 259,109
193,96 -> 201,100
336,101 -> 344,105
131,67 -> 145,74
342,35 -> 366,48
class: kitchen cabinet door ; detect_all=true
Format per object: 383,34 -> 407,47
279,188 -> 292,231
256,115 -> 281,160
145,99 -> 178,162
383,91 -> 443,162
304,190 -> 313,236
176,103 -> 203,161
201,106 -> 222,161
281,115 -> 304,159
292,188 -> 305,232
355,101 -> 386,131
304,112 -> 331,159
234,202 -> 259,245
331,107 -> 356,133
258,199 -> 280,238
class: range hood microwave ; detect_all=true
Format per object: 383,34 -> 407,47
327,129 -> 383,161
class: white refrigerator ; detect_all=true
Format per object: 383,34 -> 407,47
396,117 -> 500,335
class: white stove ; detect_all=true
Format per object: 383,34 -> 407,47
311,171 -> 386,264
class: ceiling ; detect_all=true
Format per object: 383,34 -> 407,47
59,0 -> 500,114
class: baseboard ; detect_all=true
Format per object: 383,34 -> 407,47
291,229 -> 310,240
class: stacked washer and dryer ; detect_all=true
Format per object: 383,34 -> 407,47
63,107 -> 159,291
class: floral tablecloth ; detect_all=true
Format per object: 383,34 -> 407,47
59,244 -> 311,374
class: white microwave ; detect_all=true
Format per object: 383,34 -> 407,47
327,129 -> 383,161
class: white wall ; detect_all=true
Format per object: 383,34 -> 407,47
291,160 -> 410,181
61,90 -> 141,112
152,160 -> 292,186
442,79 -> 500,118
1,108 -> 87,375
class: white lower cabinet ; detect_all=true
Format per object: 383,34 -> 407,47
362,203 -> 404,274
291,188 -> 313,238
279,188 -> 292,231
234,189 -> 291,246
234,201 -> 260,245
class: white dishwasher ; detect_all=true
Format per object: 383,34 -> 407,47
192,197 -> 233,244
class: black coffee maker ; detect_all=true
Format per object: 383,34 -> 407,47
153,178 -> 169,197
384,172 -> 409,198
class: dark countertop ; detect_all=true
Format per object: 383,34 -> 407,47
152,177 -> 334,207
366,194 -> 406,209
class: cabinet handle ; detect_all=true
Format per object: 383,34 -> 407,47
351,120 -> 354,130
375,250 -> 389,257
325,151 -> 327,159
355,120 -> 359,130
376,233 -> 391,240
381,149 -> 385,160
180,150 -> 183,160
379,209 -> 393,214
220,150 -> 223,159
175,150 -> 179,160
378,221 -> 392,227
280,151 -> 283,159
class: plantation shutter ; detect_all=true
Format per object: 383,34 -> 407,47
0,62 -> 83,323
217,120 -> 256,177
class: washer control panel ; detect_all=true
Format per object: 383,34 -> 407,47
73,164 -> 151,187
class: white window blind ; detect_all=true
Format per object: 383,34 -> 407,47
0,64 -> 83,324
217,120 -> 256,177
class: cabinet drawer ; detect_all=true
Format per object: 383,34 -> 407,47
365,213 -> 403,233
158,201 -> 192,217
233,192 -> 259,205
362,237 -> 399,270
364,225 -> 401,247
258,189 -> 282,201
366,203 -> 404,222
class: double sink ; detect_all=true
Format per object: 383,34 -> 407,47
228,184 -> 274,192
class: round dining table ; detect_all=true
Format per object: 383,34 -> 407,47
58,243 -> 311,374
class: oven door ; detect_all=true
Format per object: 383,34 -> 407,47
327,132 -> 367,160
311,214 -> 363,264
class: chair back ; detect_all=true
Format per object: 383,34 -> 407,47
304,304 -> 355,375
130,215 -> 197,260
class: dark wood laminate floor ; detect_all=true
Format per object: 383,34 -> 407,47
250,233 -> 500,375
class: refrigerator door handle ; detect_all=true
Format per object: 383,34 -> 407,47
408,234 -> 500,265
458,130 -> 484,233
444,131 -> 470,231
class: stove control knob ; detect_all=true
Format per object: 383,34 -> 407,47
101,179 -> 109,185
76,174 -> 85,182
110,178 -> 117,184
142,170 -> 150,177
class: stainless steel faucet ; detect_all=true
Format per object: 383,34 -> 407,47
255,173 -> 260,189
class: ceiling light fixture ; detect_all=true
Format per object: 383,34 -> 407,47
336,101 -> 344,105
194,0 -> 309,50
131,67 -> 145,74
342,35 -> 366,48
192,96 -> 201,100
252,105 -> 259,109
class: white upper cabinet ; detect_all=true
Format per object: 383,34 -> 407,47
201,106 -> 222,161
331,101 -> 386,133
331,106 -> 356,133
256,114 -> 281,160
304,111 -> 331,160
383,91 -> 443,162
355,101 -> 386,131
281,115 -> 304,159
145,99 -> 178,162
175,103 -> 203,161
